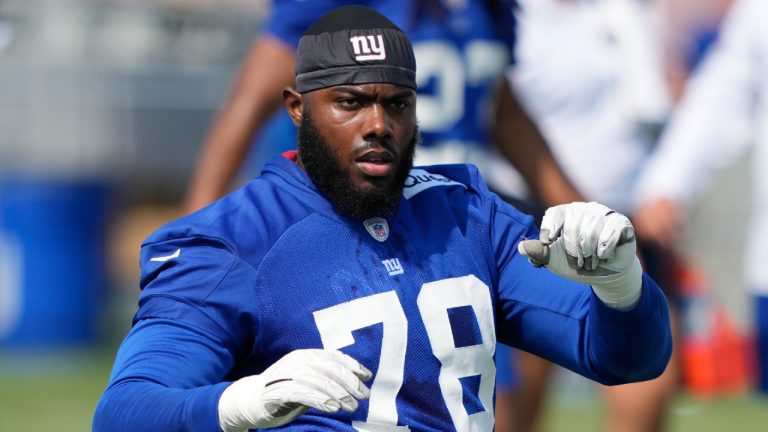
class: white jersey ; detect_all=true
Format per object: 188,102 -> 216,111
508,0 -> 670,213
632,0 -> 768,293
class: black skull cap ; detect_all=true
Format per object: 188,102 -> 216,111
295,5 -> 417,93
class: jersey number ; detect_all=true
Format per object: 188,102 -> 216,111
414,41 -> 509,131
313,275 -> 496,432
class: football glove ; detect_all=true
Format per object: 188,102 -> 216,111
518,202 -> 643,310
218,349 -> 373,431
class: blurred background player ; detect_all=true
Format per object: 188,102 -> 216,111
505,1 -> 680,431
183,1 -> 584,429
184,0 -> 581,212
632,0 -> 768,395
657,0 -> 735,101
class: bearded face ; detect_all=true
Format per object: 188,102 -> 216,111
298,104 -> 418,220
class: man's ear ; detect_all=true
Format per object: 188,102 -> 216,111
283,87 -> 304,127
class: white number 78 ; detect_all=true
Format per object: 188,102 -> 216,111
313,275 -> 496,432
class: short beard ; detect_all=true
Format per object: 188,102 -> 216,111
298,106 -> 417,220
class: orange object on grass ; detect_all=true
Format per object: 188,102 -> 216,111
677,264 -> 754,398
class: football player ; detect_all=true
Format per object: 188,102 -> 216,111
94,6 -> 671,431
184,3 -> 584,427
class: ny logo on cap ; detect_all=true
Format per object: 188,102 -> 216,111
349,35 -> 386,61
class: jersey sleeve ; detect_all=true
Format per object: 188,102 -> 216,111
93,319 -> 233,432
93,236 -> 260,430
489,194 -> 672,385
134,235 -> 259,355
265,0 -> 348,49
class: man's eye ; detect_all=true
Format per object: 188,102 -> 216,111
338,98 -> 360,108
389,100 -> 410,110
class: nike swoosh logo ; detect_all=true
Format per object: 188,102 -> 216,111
150,249 -> 181,262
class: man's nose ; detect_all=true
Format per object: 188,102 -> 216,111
362,103 -> 392,141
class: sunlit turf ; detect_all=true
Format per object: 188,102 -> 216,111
541,391 -> 768,432
0,348 -> 114,432
1,349 -> 766,431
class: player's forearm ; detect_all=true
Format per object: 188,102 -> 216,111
93,319 -> 238,431
505,274 -> 670,386
185,100 -> 266,213
185,35 -> 296,213
582,273 -> 672,385
495,203 -> 671,385
93,380 -> 229,432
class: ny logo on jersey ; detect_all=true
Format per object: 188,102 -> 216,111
349,35 -> 386,61
382,258 -> 404,276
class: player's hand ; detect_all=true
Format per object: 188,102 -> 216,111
218,349 -> 373,431
518,202 -> 643,310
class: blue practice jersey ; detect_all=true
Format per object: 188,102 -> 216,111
250,0 -> 517,169
94,154 -> 671,431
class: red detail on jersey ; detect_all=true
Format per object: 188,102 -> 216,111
282,150 -> 298,162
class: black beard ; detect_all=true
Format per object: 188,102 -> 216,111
298,106 -> 417,220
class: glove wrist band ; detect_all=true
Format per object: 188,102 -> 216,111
590,258 -> 643,310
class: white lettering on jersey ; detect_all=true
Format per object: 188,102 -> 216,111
313,276 -> 496,431
418,276 -> 496,431
414,40 -> 508,131
149,248 -> 181,262
350,35 -> 387,61
314,291 -> 409,431
382,258 -> 404,276
403,169 -> 468,199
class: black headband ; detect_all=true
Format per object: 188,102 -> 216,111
295,6 -> 417,93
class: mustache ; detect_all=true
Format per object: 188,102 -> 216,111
355,138 -> 398,159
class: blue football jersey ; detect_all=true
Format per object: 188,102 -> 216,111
94,154 -> 671,431
256,0 -> 516,159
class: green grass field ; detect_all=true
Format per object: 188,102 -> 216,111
1,348 -> 766,431
540,391 -> 768,431
0,349 -> 114,432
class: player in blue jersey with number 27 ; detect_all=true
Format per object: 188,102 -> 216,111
93,6 -> 671,431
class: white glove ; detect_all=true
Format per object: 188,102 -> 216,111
218,349 -> 373,431
518,202 -> 643,310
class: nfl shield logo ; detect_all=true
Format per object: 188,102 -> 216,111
363,217 -> 389,242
